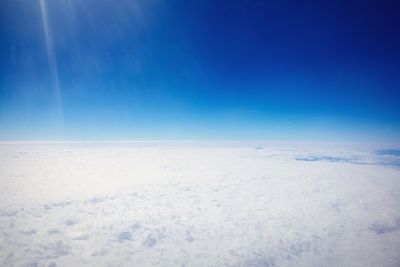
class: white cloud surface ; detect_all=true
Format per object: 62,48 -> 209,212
0,142 -> 399,266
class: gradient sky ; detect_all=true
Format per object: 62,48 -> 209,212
0,0 -> 399,141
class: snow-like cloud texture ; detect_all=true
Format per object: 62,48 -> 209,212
1,142 -> 400,266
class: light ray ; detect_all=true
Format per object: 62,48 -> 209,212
39,0 -> 64,129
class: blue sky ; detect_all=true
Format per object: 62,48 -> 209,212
0,0 -> 399,141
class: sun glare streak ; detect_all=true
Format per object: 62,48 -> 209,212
39,0 -> 64,129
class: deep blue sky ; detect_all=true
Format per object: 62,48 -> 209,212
0,0 -> 399,141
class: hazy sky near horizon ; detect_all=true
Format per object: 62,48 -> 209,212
0,0 -> 399,141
